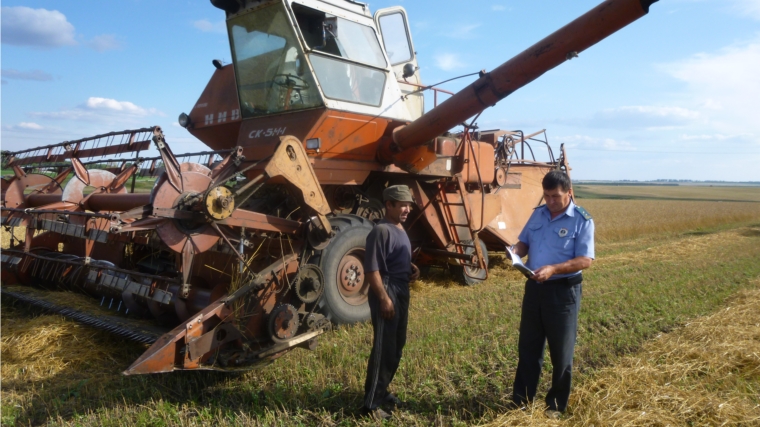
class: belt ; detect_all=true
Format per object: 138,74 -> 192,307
529,273 -> 582,286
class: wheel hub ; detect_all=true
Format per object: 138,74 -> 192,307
151,162 -> 219,254
337,251 -> 367,306
204,185 -> 235,220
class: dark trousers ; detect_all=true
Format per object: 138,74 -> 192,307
512,278 -> 582,412
363,279 -> 409,410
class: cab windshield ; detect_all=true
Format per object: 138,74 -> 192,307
229,2 -> 322,118
293,3 -> 387,106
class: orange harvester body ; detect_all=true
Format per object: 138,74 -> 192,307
0,0 -> 657,374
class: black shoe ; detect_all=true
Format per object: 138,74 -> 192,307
360,407 -> 392,420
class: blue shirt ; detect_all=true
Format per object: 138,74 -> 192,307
518,200 -> 595,279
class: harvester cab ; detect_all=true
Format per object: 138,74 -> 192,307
207,0 -> 422,122
2,0 -> 658,374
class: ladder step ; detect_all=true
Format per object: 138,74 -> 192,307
453,242 -> 475,247
449,223 -> 470,227
441,201 -> 465,206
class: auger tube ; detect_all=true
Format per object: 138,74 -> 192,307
385,0 -> 658,156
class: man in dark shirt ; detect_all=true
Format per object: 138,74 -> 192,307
362,185 -> 419,419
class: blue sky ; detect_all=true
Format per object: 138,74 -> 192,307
2,0 -> 759,181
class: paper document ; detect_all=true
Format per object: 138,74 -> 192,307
507,246 -> 535,279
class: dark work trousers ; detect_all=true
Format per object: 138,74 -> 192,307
363,277 -> 410,410
512,277 -> 582,412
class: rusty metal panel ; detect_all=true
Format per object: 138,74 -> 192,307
232,109 -> 326,158
187,65 -> 243,149
392,143 -> 438,174
467,193 -> 502,232
311,158 -> 379,186
307,111 -> 390,161
487,164 -> 551,244
462,142 -> 495,184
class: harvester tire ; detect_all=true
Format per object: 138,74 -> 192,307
455,239 -> 489,286
318,215 -> 375,324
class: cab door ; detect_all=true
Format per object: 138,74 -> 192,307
374,7 -> 423,119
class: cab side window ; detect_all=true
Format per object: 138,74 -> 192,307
378,12 -> 412,65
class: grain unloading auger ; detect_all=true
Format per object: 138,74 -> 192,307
1,0 -> 658,374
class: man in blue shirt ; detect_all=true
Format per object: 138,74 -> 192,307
508,170 -> 595,418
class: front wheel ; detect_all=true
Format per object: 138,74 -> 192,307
455,239 -> 489,286
318,215 -> 375,324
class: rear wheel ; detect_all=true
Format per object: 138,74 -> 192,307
318,215 -> 375,324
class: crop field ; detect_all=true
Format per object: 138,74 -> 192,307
1,186 -> 760,426
575,183 -> 760,202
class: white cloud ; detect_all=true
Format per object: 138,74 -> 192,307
435,53 -> 465,71
18,122 -> 43,130
88,34 -> 122,52
1,7 -> 122,52
193,19 -> 226,33
1,6 -> 77,48
730,0 -> 760,20
30,97 -> 161,122
84,97 -> 151,115
660,36 -> 760,134
1,69 -> 54,81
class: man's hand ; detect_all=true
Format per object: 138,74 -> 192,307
531,265 -> 556,283
530,256 -> 593,282
380,296 -> 395,319
367,270 -> 395,319
410,263 -> 420,282
510,241 -> 529,258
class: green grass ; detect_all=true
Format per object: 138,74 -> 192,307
2,220 -> 760,426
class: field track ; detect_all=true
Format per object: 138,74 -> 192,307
2,187 -> 760,426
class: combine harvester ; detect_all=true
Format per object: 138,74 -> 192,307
1,0 -> 658,374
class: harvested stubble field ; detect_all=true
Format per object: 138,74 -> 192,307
2,186 -> 760,426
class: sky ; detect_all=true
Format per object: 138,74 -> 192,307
2,0 -> 760,181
